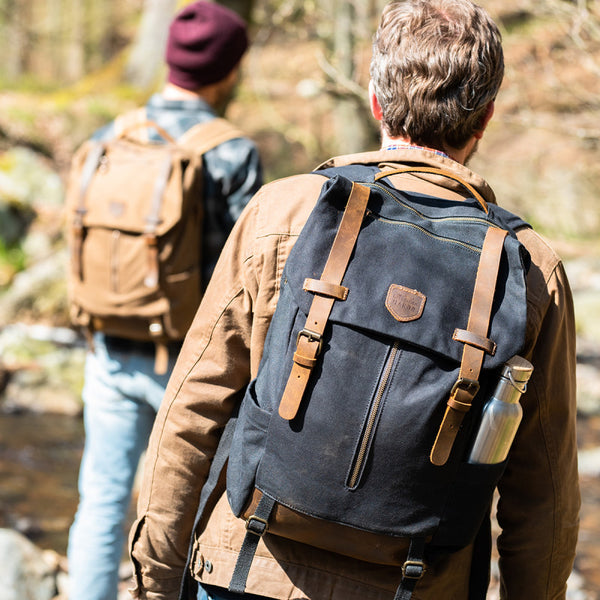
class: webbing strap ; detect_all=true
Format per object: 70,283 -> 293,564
278,182 -> 371,420
143,157 -> 173,289
393,538 -> 427,600
71,142 -> 105,280
430,226 -> 508,466
229,493 -> 276,594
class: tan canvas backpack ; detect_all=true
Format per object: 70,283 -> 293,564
65,108 -> 242,373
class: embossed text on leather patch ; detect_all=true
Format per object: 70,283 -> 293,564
385,284 -> 426,322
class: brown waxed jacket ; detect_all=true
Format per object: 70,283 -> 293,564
129,149 -> 580,600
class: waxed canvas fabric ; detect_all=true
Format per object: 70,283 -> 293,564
226,168 -> 530,560
66,118 -> 241,343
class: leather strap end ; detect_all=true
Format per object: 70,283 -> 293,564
153,342 -> 169,376
145,244 -> 160,288
430,406 -> 463,466
278,362 -> 311,420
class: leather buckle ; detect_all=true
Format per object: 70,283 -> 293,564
245,515 -> 269,537
450,377 -> 480,398
296,328 -> 323,354
402,559 -> 426,580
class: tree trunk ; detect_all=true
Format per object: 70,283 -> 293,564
328,0 -> 374,155
4,0 -> 28,80
125,0 -> 178,89
64,0 -> 85,81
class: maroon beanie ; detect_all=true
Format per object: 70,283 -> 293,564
166,1 -> 248,90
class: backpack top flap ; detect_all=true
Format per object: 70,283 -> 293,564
68,114 -> 242,238
71,137 -> 198,237
283,174 -> 528,368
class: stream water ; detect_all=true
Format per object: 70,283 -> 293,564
0,412 -> 83,554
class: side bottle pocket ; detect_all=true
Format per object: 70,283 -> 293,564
226,379 -> 273,516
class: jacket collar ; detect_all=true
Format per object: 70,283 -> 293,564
317,147 -> 497,206
147,93 -> 216,115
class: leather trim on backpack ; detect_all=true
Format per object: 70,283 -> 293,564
278,182 -> 371,421
241,488 -> 419,566
430,227 -> 508,466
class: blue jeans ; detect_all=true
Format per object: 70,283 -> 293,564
67,333 -> 179,600
198,583 -> 276,600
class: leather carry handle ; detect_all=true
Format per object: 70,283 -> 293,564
374,165 -> 488,214
430,226 -> 508,466
278,182 -> 371,421
117,119 -> 177,144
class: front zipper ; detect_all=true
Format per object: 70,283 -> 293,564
347,340 -> 400,489
369,182 -> 494,227
366,209 -> 482,254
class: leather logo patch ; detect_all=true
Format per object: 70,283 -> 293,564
385,284 -> 426,322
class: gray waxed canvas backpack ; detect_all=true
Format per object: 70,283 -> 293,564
185,165 -> 531,600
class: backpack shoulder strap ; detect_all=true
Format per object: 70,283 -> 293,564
178,117 -> 244,155
430,225 -> 508,466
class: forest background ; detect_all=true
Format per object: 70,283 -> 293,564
0,0 -> 600,598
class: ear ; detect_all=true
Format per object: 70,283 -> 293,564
473,101 -> 495,140
369,80 -> 383,121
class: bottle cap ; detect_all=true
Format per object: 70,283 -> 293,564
502,355 -> 533,394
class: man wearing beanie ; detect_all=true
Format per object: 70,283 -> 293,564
66,3 -> 262,600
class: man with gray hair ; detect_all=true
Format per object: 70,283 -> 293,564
130,1 -> 579,599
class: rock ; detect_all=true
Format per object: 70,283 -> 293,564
578,447 -> 600,477
0,323 -> 85,416
576,363 -> 600,417
0,247 -> 69,325
0,528 -> 58,600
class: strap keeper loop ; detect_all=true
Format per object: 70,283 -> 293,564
303,278 -> 349,300
292,352 -> 318,369
453,328 -> 497,355
447,397 -> 472,412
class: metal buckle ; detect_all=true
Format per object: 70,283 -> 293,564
296,328 -> 323,353
245,515 -> 269,537
450,377 -> 480,398
401,560 -> 426,580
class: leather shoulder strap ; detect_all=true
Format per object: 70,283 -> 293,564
430,226 -> 508,465
278,182 -> 371,421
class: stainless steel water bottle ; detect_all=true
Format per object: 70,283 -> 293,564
468,355 -> 534,464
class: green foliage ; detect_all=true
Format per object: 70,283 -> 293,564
0,238 -> 26,287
